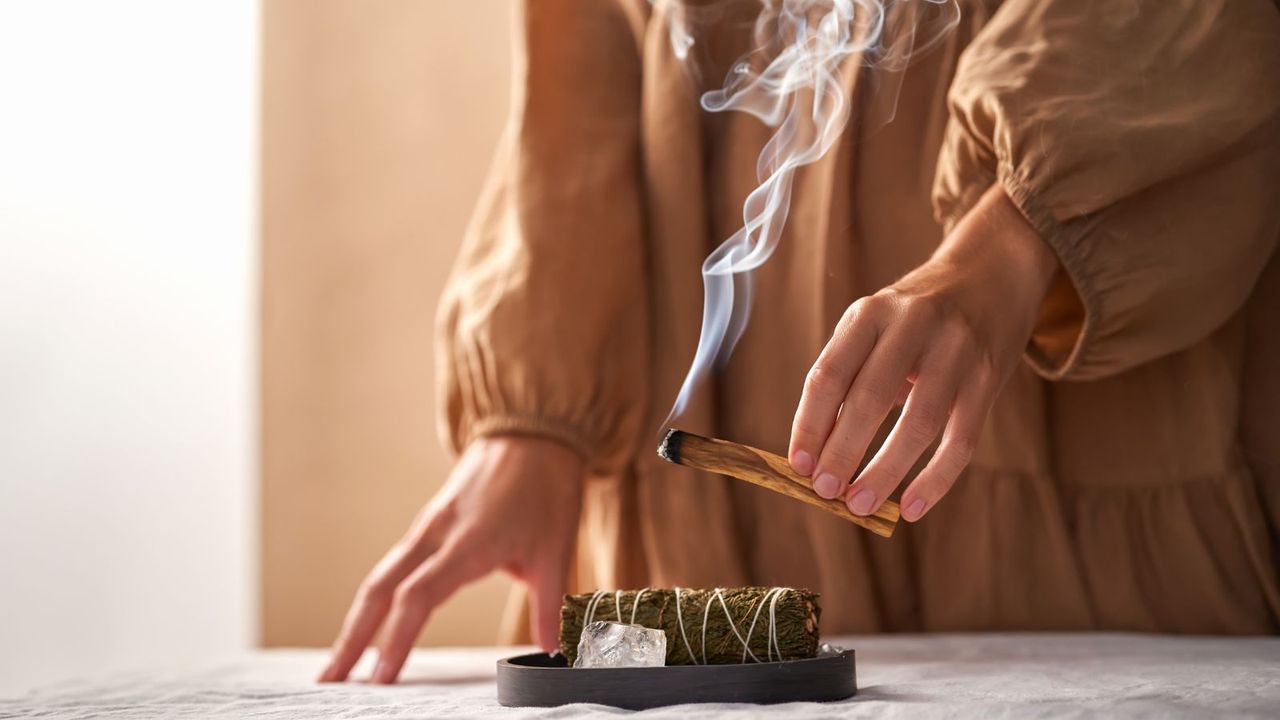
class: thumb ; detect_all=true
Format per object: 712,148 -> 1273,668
528,561 -> 568,654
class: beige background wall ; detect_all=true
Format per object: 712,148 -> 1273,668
261,0 -> 516,647
1,0 -> 257,692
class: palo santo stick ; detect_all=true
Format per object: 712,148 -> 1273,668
657,429 -> 900,538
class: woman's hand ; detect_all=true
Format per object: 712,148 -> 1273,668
318,435 -> 584,684
788,185 -> 1059,522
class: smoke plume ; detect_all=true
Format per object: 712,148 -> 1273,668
658,0 -> 959,428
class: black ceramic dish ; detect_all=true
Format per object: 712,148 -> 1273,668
496,650 -> 857,710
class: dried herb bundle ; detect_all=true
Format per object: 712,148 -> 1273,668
560,587 -> 820,666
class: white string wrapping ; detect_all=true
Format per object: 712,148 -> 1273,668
768,587 -> 785,660
742,587 -> 788,661
583,590 -> 607,626
700,588 -> 761,664
673,587 -> 701,665
630,588 -> 649,625
581,587 -> 796,665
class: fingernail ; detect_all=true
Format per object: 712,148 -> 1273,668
813,472 -> 842,499
372,660 -> 393,684
848,488 -> 877,516
905,498 -> 927,522
791,450 -> 815,476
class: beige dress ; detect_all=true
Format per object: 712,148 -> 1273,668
437,0 -> 1280,636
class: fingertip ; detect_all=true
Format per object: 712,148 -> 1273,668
320,663 -> 351,683
790,449 -> 815,476
371,658 -> 398,685
531,593 -> 565,654
903,497 -> 928,522
533,614 -> 558,654
846,487 -> 877,516
812,471 -> 842,499
317,650 -> 356,683
537,633 -> 559,655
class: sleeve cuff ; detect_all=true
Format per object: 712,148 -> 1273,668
997,165 -> 1094,382
937,163 -> 1096,383
460,414 -> 595,464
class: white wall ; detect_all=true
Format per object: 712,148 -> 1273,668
0,1 -> 257,695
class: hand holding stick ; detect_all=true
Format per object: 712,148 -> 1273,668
658,430 -> 900,538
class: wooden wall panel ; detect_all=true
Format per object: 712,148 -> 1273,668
261,0 -> 515,647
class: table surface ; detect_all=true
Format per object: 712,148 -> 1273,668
3,634 -> 1278,718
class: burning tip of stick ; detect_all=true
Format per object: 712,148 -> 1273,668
657,429 -> 686,464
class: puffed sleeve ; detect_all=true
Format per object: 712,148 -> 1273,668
933,0 -> 1280,381
436,0 -> 649,473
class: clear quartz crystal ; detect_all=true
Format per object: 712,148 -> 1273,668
573,621 -> 667,668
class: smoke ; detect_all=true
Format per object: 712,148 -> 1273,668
657,0 -> 959,429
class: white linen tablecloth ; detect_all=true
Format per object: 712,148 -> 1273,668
4,634 -> 1278,718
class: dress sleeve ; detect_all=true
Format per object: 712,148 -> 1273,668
436,0 -> 649,473
933,0 -> 1280,381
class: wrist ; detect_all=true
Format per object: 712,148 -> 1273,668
987,186 -> 1059,296
474,434 -> 587,475
937,184 -> 1059,327
467,414 -> 593,467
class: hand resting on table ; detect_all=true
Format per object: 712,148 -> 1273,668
319,436 -> 583,684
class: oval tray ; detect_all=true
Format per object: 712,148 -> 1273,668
496,650 -> 856,709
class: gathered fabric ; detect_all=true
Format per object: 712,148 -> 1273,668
437,0 -> 1280,637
